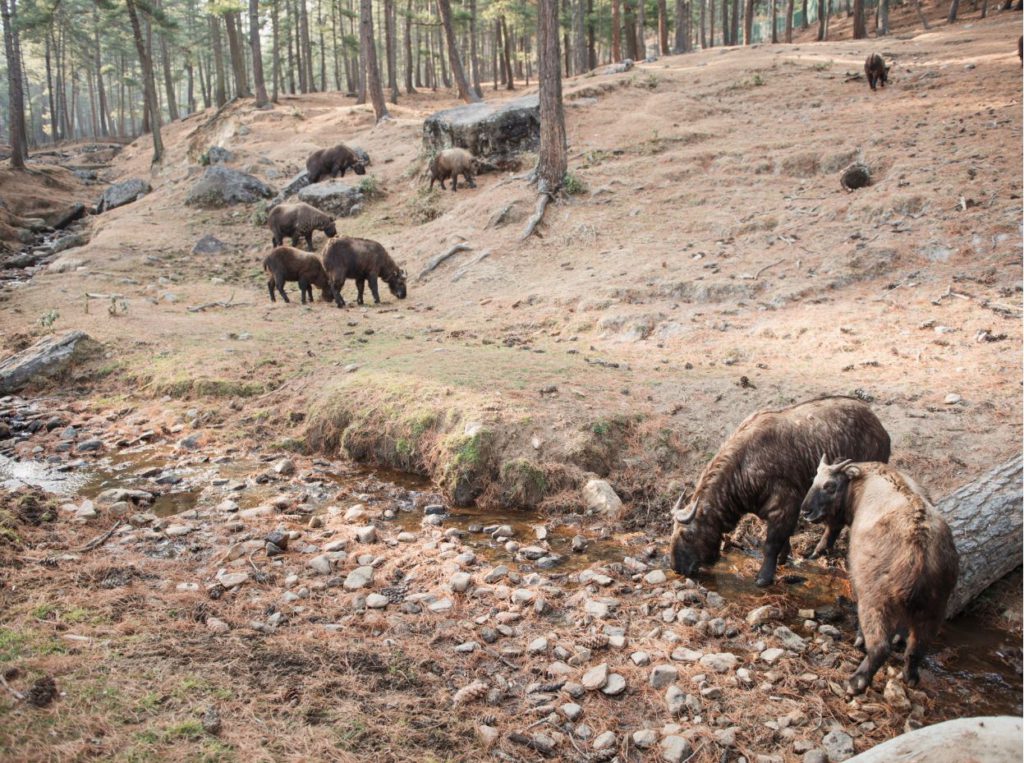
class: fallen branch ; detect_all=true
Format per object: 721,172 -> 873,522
520,191 -> 553,241
78,520 -> 122,553
450,250 -> 491,282
187,293 -> 250,312
417,243 -> 471,281
0,673 -> 24,701
742,258 -> 785,280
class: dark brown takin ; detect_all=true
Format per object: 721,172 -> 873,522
669,396 -> 891,587
268,202 -> 337,250
801,458 -> 959,695
306,144 -> 367,183
262,245 -> 332,304
864,53 -> 890,91
321,237 -> 407,308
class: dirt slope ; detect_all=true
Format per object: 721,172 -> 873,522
1,14 -> 1020,510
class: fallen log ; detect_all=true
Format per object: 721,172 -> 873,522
941,454 -> 1022,618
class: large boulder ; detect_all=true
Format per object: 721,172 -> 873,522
0,331 -> 98,394
297,181 -> 363,217
845,716 -> 1021,763
185,167 -> 274,208
422,95 -> 540,168
97,178 -> 150,213
268,171 -> 313,209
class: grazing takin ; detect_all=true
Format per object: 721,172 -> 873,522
670,397 -> 891,587
306,144 -> 367,183
262,245 -> 332,304
801,458 -> 959,694
268,202 -> 337,250
428,148 -> 479,192
321,236 -> 407,308
864,53 -> 890,91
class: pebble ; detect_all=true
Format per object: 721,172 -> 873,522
671,647 -> 703,663
706,591 -> 725,609
747,604 -> 782,627
760,647 -> 785,664
581,663 -> 609,690
661,735 -> 692,763
164,524 -> 192,537
528,637 -> 549,655
477,725 -> 499,748
397,532 -> 416,543
454,641 -> 478,653
592,731 -> 617,751
217,572 -> 248,588
650,664 -> 678,689
428,598 -> 454,613
343,566 -> 374,590
665,685 -> 686,716
274,458 -> 295,475
571,535 -> 588,552
309,555 -> 333,575
944,393 -> 962,405
355,525 -> 376,543
632,729 -> 657,749
715,727 -> 738,747
451,572 -> 472,593
803,752 -> 828,763
700,653 -> 738,673
560,702 -> 583,721
344,505 -> 366,522
601,673 -> 626,695
644,569 -> 667,585
774,625 -> 807,652
75,502 -> 97,520
821,729 -> 855,762
77,438 -> 103,452
484,565 -> 508,583
631,651 -> 651,666
365,593 -> 389,609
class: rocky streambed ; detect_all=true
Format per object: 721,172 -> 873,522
0,394 -> 1020,762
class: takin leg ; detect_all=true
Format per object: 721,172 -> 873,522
298,278 -> 310,304
848,609 -> 890,695
305,232 -> 314,251
464,172 -> 477,189
452,173 -> 459,192
355,278 -> 366,305
368,276 -> 381,304
273,234 -> 282,247
756,489 -> 802,587
331,278 -> 347,308
267,277 -> 277,302
808,519 -> 843,559
275,274 -> 290,303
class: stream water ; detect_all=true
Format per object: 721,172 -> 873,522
2,447 -> 1020,717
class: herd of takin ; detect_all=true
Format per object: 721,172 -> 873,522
258,51 -> 963,697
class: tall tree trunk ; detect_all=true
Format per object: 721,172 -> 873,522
940,456 -> 1023,619
225,12 -> 251,97
45,30 -> 57,141
360,0 -> 390,120
817,0 -> 827,40
1,0 -> 26,165
210,15 -> 228,105
404,0 -> 416,92
852,0 -> 866,36
493,18 -> 502,88
771,0 -> 778,41
624,0 -> 638,59
731,0 -> 739,43
702,0 -> 709,48
125,0 -> 164,163
160,34 -> 179,120
743,0 -> 753,43
250,0 -> 270,105
93,6 -> 110,135
299,0 -> 315,90
469,0 -> 482,95
720,0 -> 728,43
317,0 -> 327,90
537,0 -> 566,193
271,0 -> 281,99
574,0 -> 588,72
501,16 -> 514,88
637,0 -> 646,57
878,0 -> 888,33
801,0 -> 808,28
611,0 -> 622,60
785,0 -> 793,41
673,0 -> 685,51
657,0 -> 669,53
587,0 -> 596,67
946,0 -> 960,20
384,0 -> 398,102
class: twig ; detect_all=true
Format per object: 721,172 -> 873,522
78,520 -> 122,553
742,258 -> 785,280
0,673 -> 24,701
187,293 -> 250,312
520,191 -> 552,241
417,243 -> 471,281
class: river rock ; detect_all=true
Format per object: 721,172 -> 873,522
560,702 -> 583,721
185,166 -> 274,208
747,605 -> 783,627
661,735 -> 692,763
428,597 -> 454,613
422,94 -> 539,168
592,731 -> 617,751
309,555 -> 333,575
821,729 -> 855,762
583,479 -> 623,516
671,647 -> 703,663
217,571 -> 248,588
451,572 -> 472,593
297,180 -> 363,217
650,664 -> 678,689
0,331 -> 96,394
633,729 -> 657,748
527,637 -> 548,654
365,593 -> 389,609
700,652 -> 738,673
97,178 -> 150,212
644,569 -> 668,585
761,647 -> 785,664
774,625 -> 807,652
601,673 -> 626,695
344,565 -> 374,590
355,525 -> 376,543
665,684 -> 686,716
582,663 -> 609,690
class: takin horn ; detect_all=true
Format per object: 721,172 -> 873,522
672,491 -> 698,524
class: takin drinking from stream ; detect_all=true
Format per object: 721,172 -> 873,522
268,202 -> 337,251
263,245 -> 332,304
801,458 -> 959,695
669,396 -> 891,587
321,236 -> 407,308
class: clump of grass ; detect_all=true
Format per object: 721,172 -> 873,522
562,173 -> 587,196
358,175 -> 385,200
38,309 -> 59,328
406,188 -> 442,224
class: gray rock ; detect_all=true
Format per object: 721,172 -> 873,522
297,180 -> 364,217
206,617 -> 230,634
428,597 -> 454,613
633,729 -> 658,749
581,663 -> 609,690
774,625 -> 807,652
484,565 -> 508,583
644,569 -> 667,585
631,651 -> 650,666
422,95 -> 540,168
602,59 -> 634,74
0,331 -> 96,394
650,664 -> 678,689
217,571 -> 248,588
98,178 -> 150,212
365,593 -> 389,608
204,146 -> 233,164
560,702 -> 583,721
601,673 -> 626,695
747,604 -> 782,627
671,647 -> 703,663
582,479 -> 623,516
592,731 -> 617,751
355,525 -> 376,543
760,647 -> 786,664
185,166 -> 274,208
821,729 -> 855,762
527,637 -> 548,654
803,752 -> 828,763
700,652 -> 738,673
661,735 -> 692,763
451,572 -> 472,593
665,685 -> 686,716
343,565 -> 374,590
192,235 -> 228,255
268,170 -> 312,207
309,555 -> 333,575
571,534 -> 588,552
76,438 -> 103,452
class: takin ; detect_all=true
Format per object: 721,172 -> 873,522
321,236 -> 407,308
670,396 -> 891,587
306,144 -> 367,183
801,458 -> 959,694
268,202 -> 337,250
865,53 -> 890,91
262,245 -> 332,304
428,148 -> 479,192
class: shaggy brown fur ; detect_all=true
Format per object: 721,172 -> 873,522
865,53 -> 890,91
670,397 -> 891,587
306,144 -> 367,183
801,460 -> 959,695
321,237 -> 407,308
428,148 -> 478,192
262,246 -> 332,304
268,202 -> 337,250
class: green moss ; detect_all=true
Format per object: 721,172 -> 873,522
499,459 -> 548,509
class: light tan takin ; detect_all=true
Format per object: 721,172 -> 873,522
801,458 -> 959,695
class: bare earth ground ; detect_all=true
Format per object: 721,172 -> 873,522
0,7 -> 1022,763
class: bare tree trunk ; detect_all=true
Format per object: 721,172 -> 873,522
702,0 -> 709,48
250,0 -> 270,105
720,0 -> 728,43
940,456 -> 1023,619
611,0 -> 622,60
587,0 -> 596,67
501,16 -> 514,88
436,0 -> 475,100
360,0 -> 390,120
637,0 -> 646,56
210,15 -> 227,105
536,0 -> 566,202
299,0 -> 315,91
771,0 -> 778,41
801,0 -> 808,28
658,0 -> 670,53
731,0 -> 739,43
1,0 -> 26,166
574,0 -> 588,72
272,0 -> 281,100
384,0 -> 398,102
743,0 -> 753,44
852,0 -> 866,36
404,0 -> 417,93
624,0 -> 638,58
126,0 -> 164,163
947,0 -> 960,20
469,0 -> 482,95
160,36 -> 180,120
93,6 -> 111,135
786,0 -> 794,41
225,11 -> 251,97
913,0 -> 930,28
817,0 -> 827,39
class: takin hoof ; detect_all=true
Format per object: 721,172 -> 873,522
755,576 -> 774,588
902,668 -> 921,686
845,675 -> 870,696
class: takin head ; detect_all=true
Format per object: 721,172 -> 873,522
800,455 -> 860,524
385,268 -> 408,299
669,491 -> 723,579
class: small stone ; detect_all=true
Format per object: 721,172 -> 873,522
883,679 -> 911,710
397,531 -> 416,543
592,731 -> 617,751
821,729 -> 855,762
803,752 -> 828,763
309,555 -> 333,575
582,663 -> 609,690
217,572 -> 248,588
512,588 -> 536,604
671,647 -> 703,663
661,735 -> 692,763
365,593 -> 389,609
274,458 -> 296,476
601,673 -> 626,695
706,591 -> 725,609
528,637 -> 549,655
714,727 -> 738,747
560,702 -> 583,721
700,652 -> 738,673
164,523 -> 192,537
644,569 -> 668,585
355,525 -> 376,543
583,479 -> 623,516
343,566 -> 374,590
665,685 -> 686,716
944,393 -> 962,405
428,598 -> 454,613
344,505 -> 366,522
206,617 -> 230,633
632,729 -> 657,749
631,651 -> 650,666
477,725 -> 499,748
571,535 -> 588,552
484,565 -> 508,583
650,664 -> 678,689
760,647 -> 785,665
454,641 -> 478,653
773,625 -> 807,652
747,604 -> 782,627
75,501 -> 98,520
76,438 -> 103,452
451,572 -> 472,593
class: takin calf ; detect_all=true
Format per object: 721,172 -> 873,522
865,53 -> 890,91
268,202 -> 337,250
321,237 -> 407,308
306,144 -> 367,183
670,396 -> 891,587
801,458 -> 959,694
263,245 -> 332,304
428,148 -> 478,192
